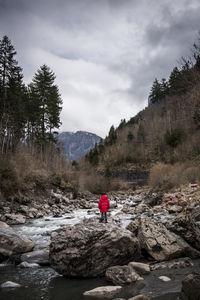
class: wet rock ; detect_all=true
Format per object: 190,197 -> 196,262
21,249 -> 49,265
1,281 -> 21,288
159,276 -> 171,282
110,201 -> 118,209
150,257 -> 193,271
181,273 -> 200,300
18,261 -> 40,268
83,286 -> 122,298
166,213 -> 200,250
138,218 -> 200,261
106,265 -> 143,285
0,221 -> 34,262
128,295 -> 149,300
128,262 -> 150,275
4,213 -> 26,225
49,220 -> 140,277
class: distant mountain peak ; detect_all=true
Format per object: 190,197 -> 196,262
58,131 -> 102,161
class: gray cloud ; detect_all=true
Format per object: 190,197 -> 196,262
0,0 -> 200,137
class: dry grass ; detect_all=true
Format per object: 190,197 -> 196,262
149,162 -> 200,190
0,144 -> 73,197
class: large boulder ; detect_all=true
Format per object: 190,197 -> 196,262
0,221 -> 34,262
181,273 -> 200,300
138,218 -> 200,261
49,219 -> 140,277
166,213 -> 200,250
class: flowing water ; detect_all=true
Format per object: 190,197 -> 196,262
0,206 -> 200,300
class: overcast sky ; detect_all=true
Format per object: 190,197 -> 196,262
0,0 -> 200,137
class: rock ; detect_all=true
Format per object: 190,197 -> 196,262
4,213 -> 26,225
128,262 -> 150,275
135,203 -> 149,215
191,205 -> 200,221
18,261 -> 40,268
159,276 -> 171,282
166,213 -> 200,250
1,281 -> 21,288
0,221 -> 34,262
181,273 -> 200,300
138,218 -> 200,261
128,295 -> 149,300
49,220 -> 140,277
83,286 -> 122,298
106,265 -> 143,285
126,221 -> 139,235
21,249 -> 49,265
150,257 -> 193,271
110,201 -> 118,209
168,205 -> 183,214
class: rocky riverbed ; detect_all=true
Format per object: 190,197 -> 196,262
0,187 -> 200,299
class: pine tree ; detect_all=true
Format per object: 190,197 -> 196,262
148,78 -> 162,104
0,35 -> 26,154
29,64 -> 62,147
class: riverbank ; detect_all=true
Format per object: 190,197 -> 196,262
0,186 -> 200,299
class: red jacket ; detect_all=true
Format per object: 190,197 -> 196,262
98,194 -> 110,212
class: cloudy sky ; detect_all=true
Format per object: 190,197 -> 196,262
0,0 -> 200,137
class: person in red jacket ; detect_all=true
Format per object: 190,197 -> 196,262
98,193 -> 110,223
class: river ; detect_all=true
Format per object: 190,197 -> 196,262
0,207 -> 200,300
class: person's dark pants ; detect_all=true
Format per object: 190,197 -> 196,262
100,212 -> 107,223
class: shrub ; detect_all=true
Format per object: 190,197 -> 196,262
165,128 -> 184,148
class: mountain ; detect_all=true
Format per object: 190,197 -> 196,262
58,131 -> 102,161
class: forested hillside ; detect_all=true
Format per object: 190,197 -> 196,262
82,37 -> 200,191
0,36 -> 73,198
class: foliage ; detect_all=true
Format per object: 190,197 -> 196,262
127,131 -> 134,141
164,128 -> 184,148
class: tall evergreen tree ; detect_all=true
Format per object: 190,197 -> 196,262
29,64 -> 62,147
0,35 -> 26,154
148,78 -> 162,104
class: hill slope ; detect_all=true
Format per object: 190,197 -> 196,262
58,131 -> 102,161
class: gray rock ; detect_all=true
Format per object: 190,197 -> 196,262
21,249 -> 49,265
166,212 -> 200,250
83,286 -> 122,298
150,257 -> 193,271
106,265 -> 143,285
181,273 -> 200,300
49,220 -> 140,277
128,262 -> 150,275
4,213 -> 26,225
1,281 -> 21,288
0,221 -> 34,262
138,218 -> 200,261
126,221 -> 139,235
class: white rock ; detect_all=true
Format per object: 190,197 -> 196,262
1,281 -> 21,288
159,276 -> 171,282
83,286 -> 122,297
18,261 -> 40,268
